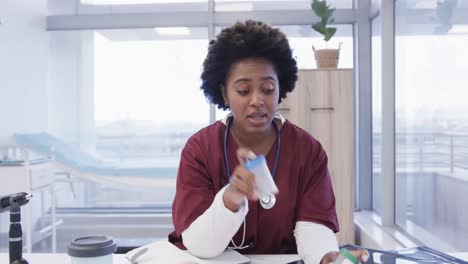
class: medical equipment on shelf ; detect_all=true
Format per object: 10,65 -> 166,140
1,192 -> 32,264
224,116 -> 280,249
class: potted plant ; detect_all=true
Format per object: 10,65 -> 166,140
311,0 -> 340,68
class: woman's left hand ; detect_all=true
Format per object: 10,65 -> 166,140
320,249 -> 369,264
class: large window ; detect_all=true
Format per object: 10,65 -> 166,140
395,0 -> 468,251
94,28 -> 209,165
48,28 -> 210,209
91,28 -> 209,206
41,28 -> 210,252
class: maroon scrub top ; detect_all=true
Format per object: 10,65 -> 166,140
169,120 -> 338,254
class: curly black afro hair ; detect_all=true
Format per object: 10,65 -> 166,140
200,20 -> 298,110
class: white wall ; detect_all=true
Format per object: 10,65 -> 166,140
0,1 -> 96,239
0,1 -> 49,136
0,1 -> 48,237
0,1 -> 95,150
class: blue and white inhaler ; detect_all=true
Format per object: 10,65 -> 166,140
244,155 -> 279,209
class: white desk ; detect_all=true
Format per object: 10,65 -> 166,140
0,253 -> 302,264
1,252 -> 467,264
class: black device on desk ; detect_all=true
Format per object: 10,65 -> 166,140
0,192 -> 32,264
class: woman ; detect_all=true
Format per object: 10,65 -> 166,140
169,20 -> 368,264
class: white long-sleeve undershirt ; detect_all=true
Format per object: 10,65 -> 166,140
182,185 -> 249,258
294,221 -> 339,264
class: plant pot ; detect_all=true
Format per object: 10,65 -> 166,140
313,45 -> 340,68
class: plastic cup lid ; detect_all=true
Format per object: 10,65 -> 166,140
68,235 -> 117,258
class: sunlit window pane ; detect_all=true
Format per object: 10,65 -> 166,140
93,28 -> 209,205
38,28 -> 211,253
395,0 -> 468,251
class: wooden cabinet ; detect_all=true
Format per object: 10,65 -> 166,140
279,69 -> 355,245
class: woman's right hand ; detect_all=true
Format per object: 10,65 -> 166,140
223,148 -> 258,212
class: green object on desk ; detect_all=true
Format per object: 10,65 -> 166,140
340,248 -> 359,264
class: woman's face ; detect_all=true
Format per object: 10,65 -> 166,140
223,58 -> 280,135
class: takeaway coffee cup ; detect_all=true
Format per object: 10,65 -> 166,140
68,235 -> 117,264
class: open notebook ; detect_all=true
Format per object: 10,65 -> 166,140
125,240 -> 251,264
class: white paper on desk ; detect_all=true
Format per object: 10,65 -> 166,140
201,250 -> 250,264
125,240 -> 251,264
